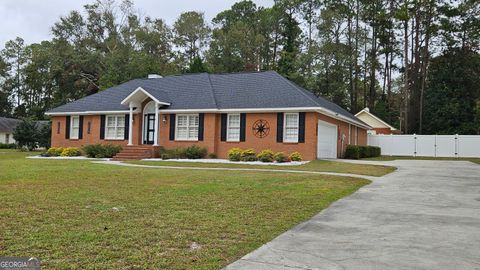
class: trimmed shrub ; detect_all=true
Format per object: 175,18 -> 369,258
0,143 -> 16,149
358,146 -> 368,158
345,145 -> 361,159
60,147 -> 81,157
82,145 -> 100,158
184,145 -> 207,159
40,151 -> 53,157
160,146 -> 207,159
83,144 -> 122,158
208,153 -> 218,159
47,147 -> 64,156
241,148 -> 257,161
257,149 -> 274,162
228,148 -> 243,161
274,152 -> 289,163
289,152 -> 303,161
369,146 -> 381,157
345,145 -> 381,159
160,153 -> 172,160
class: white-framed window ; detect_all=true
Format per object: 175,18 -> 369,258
175,114 -> 199,141
283,113 -> 299,143
227,114 -> 241,142
105,115 -> 125,140
70,116 -> 80,139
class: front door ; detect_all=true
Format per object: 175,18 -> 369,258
143,113 -> 155,144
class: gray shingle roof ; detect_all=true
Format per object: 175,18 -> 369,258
47,71 -> 368,127
0,117 -> 20,133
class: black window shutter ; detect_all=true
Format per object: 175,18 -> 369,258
276,113 -> 284,143
100,115 -> 106,139
124,114 -> 129,140
78,116 -> 84,139
198,113 -> 204,141
65,116 -> 71,139
169,114 -> 176,141
298,112 -> 306,143
220,114 -> 227,141
240,113 -> 246,142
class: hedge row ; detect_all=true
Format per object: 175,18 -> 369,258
82,144 -> 122,158
160,145 -> 208,160
227,148 -> 303,162
0,143 -> 16,149
344,145 -> 381,159
41,147 -> 82,157
41,144 -> 122,158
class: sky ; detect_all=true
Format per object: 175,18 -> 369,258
0,0 -> 273,49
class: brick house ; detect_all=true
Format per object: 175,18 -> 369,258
46,71 -> 371,160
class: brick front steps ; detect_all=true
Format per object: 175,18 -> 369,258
112,146 -> 155,161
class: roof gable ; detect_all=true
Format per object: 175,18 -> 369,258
355,109 -> 396,130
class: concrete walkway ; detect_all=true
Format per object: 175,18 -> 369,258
92,160 -> 378,180
225,160 -> 480,270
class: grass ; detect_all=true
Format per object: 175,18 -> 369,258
364,155 -> 480,165
127,159 -> 396,177
0,151 -> 370,269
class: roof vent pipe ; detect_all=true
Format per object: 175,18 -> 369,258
148,74 -> 163,79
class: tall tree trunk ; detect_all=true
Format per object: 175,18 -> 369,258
419,0 -> 434,134
347,0 -> 355,112
403,15 -> 409,134
368,21 -> 377,110
363,25 -> 368,108
354,0 -> 360,112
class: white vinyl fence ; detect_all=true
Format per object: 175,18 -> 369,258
367,134 -> 480,158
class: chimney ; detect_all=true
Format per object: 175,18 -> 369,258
148,74 -> 163,79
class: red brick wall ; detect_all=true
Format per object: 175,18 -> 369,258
158,113 -> 217,153
214,112 -> 319,160
51,110 -> 368,160
373,128 -> 393,135
50,114 -> 141,148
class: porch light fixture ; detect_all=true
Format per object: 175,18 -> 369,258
162,115 -> 167,123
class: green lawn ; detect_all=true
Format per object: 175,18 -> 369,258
364,155 -> 480,165
0,151 -> 370,269
127,159 -> 396,177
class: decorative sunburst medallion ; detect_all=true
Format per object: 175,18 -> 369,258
252,119 -> 270,138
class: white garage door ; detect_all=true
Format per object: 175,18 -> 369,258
317,120 -> 338,159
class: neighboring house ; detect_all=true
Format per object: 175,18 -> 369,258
46,71 -> 371,160
0,117 -> 20,144
355,107 -> 399,135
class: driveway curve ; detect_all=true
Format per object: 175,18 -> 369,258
225,160 -> 480,270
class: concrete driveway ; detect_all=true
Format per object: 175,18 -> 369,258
225,160 -> 480,270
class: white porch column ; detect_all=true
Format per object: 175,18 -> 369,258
154,102 -> 159,146
128,102 -> 134,145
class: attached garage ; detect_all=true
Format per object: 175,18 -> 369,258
317,120 -> 338,159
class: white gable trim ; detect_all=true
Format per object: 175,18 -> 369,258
120,87 -> 170,106
355,108 -> 397,130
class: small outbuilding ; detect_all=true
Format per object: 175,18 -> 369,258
355,108 -> 399,135
0,117 -> 20,144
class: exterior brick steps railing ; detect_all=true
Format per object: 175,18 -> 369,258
111,146 -> 153,161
